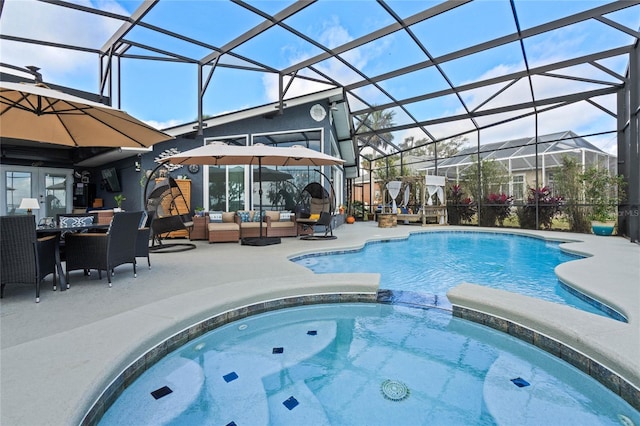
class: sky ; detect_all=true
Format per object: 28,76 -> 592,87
1,0 -> 638,155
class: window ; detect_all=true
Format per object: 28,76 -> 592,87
511,175 -> 525,202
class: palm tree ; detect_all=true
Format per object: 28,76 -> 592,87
400,135 -> 466,159
355,109 -> 396,151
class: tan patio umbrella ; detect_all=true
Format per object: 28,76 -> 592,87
163,142 -> 344,245
164,142 -> 344,167
0,81 -> 173,147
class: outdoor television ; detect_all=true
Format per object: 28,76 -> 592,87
101,167 -> 121,192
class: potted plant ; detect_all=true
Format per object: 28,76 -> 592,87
194,206 -> 205,217
113,194 -> 126,212
350,200 -> 365,222
582,166 -> 625,236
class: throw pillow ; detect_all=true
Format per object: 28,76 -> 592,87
280,211 -> 293,221
252,210 -> 264,222
238,211 -> 251,222
139,211 -> 149,228
222,212 -> 235,223
59,216 -> 94,228
59,215 -> 94,238
309,213 -> 320,221
209,211 -> 223,223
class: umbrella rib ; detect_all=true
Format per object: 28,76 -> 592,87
70,105 -> 154,148
51,110 -> 81,147
0,92 -> 42,115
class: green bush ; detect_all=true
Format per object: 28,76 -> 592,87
516,186 -> 563,230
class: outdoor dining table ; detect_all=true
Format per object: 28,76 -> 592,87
36,224 -> 110,291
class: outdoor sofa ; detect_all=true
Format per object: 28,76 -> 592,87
207,212 -> 240,243
206,210 -> 298,242
264,210 -> 297,237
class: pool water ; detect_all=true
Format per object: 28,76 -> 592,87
99,303 -> 639,425
293,232 -> 613,318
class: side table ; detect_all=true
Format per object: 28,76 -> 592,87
377,213 -> 397,228
190,215 -> 209,240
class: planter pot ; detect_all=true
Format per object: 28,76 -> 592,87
113,207 -> 122,213
591,220 -> 615,236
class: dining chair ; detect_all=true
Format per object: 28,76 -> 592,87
136,210 -> 151,269
65,211 -> 143,286
0,215 -> 58,302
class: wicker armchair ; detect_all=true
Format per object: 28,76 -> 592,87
65,211 -> 143,286
136,211 -> 151,269
1,215 -> 58,302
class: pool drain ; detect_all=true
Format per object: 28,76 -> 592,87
381,379 -> 409,401
618,414 -> 635,426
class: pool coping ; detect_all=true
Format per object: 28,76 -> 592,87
1,224 -> 638,425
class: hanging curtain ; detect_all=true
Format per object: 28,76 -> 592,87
425,185 -> 444,205
403,185 -> 410,209
387,181 -> 402,213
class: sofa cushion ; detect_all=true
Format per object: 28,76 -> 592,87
208,222 -> 239,231
222,212 -> 235,223
310,198 -> 329,214
265,211 -> 280,222
240,222 -> 262,228
270,221 -> 295,228
209,211 -> 223,223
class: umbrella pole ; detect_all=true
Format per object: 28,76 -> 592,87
259,158 -> 263,238
241,157 -> 281,246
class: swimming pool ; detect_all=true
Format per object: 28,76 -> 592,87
99,303 -> 640,425
292,231 -> 619,319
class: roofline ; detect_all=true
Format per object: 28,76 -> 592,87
164,87 -> 345,136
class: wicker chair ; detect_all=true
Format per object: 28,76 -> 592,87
0,215 -> 58,302
65,211 -> 143,286
136,211 -> 151,269
299,212 -> 336,240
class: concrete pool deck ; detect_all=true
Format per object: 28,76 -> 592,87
1,223 -> 638,424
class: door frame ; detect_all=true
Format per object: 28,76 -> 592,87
1,165 -> 74,222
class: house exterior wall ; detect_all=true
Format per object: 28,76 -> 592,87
137,100 -> 342,214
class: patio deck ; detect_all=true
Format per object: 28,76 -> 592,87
1,223 -> 638,424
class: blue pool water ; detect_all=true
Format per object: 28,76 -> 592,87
99,303 -> 639,425
293,232 -> 616,318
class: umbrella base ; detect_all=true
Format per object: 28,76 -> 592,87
149,243 -> 196,253
300,235 -> 337,241
241,237 -> 281,246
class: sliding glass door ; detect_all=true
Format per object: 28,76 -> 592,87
0,165 -> 73,222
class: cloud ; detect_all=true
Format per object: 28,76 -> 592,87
143,119 -> 184,131
0,0 -> 125,87
262,17 -> 390,103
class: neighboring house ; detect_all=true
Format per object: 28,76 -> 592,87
422,131 -> 615,202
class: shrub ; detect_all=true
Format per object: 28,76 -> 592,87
481,193 -> 513,227
447,185 -> 476,225
516,186 -> 564,229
